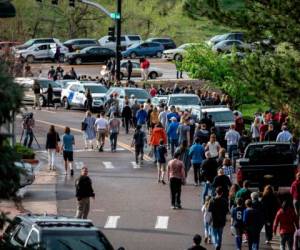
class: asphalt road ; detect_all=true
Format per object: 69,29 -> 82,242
28,58 -> 189,80
15,107 -> 276,250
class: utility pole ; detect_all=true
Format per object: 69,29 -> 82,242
115,0 -> 121,81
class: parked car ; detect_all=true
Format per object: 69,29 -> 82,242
0,41 -> 21,56
122,42 -> 164,59
15,161 -> 35,188
162,43 -> 199,61
13,38 -> 61,51
14,43 -> 68,63
146,37 -> 176,50
55,79 -> 79,89
236,142 -> 297,190
207,32 -> 244,47
105,87 -> 151,111
63,38 -> 99,52
61,82 -> 107,111
151,95 -> 168,108
120,60 -> 163,80
99,34 -> 142,51
1,214 -> 123,249
167,94 -> 202,111
212,40 -> 251,53
66,46 -> 115,65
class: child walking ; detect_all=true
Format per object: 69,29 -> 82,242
201,196 -> 212,244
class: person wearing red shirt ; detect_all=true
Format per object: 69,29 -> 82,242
140,58 -> 150,81
290,172 -> 300,218
273,200 -> 299,250
149,84 -> 157,97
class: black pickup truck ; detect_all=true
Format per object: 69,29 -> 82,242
236,142 -> 297,190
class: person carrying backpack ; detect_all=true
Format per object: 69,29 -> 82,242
131,125 -> 147,165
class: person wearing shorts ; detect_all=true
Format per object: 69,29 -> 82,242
157,139 -> 167,184
62,126 -> 75,176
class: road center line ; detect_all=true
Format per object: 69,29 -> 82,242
104,216 -> 120,228
155,216 -> 169,229
103,161 -> 114,169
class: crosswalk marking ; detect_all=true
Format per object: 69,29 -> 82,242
103,161 -> 114,169
155,216 -> 169,229
131,161 -> 141,169
104,216 -> 120,228
74,161 -> 84,170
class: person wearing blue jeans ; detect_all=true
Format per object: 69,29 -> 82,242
208,187 -> 228,250
167,117 -> 179,157
189,137 -> 205,186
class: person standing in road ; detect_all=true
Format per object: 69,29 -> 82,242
149,84 -> 157,97
46,83 -> 54,110
82,111 -> 96,150
75,166 -> 95,219
94,112 -> 109,152
140,58 -> 150,81
131,125 -> 147,165
224,124 -> 240,160
189,137 -> 205,186
48,65 -> 56,80
22,113 -> 35,148
109,112 -> 121,152
45,125 -> 60,171
167,151 -> 186,209
175,55 -> 183,79
157,139 -> 167,184
85,88 -> 93,112
54,45 -> 61,63
122,101 -> 132,134
208,186 -> 229,250
32,80 -> 41,110
150,123 -> 167,163
127,59 -> 133,81
62,126 -> 75,176
187,234 -> 207,250
167,116 -> 179,157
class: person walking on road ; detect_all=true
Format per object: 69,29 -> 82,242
175,140 -> 191,178
290,172 -> 300,218
157,139 -> 167,184
122,101 -> 132,134
94,112 -> 109,152
45,125 -> 60,171
22,113 -> 35,148
212,168 -> 232,201
136,104 -> 148,130
127,59 -> 133,81
75,166 -> 95,219
167,151 -> 186,209
208,186 -> 229,250
230,198 -> 245,250
140,58 -> 150,81
82,111 -> 96,150
131,125 -> 147,165
167,116 -> 179,157
273,200 -> 299,250
85,88 -> 93,112
109,112 -> 121,152
189,137 -> 205,186
150,123 -> 167,163
62,126 -> 75,176
202,196 -> 212,244
224,124 -> 240,160
187,234 -> 207,250
32,80 -> 41,110
46,83 -> 54,110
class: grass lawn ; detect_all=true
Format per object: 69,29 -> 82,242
239,102 -> 269,118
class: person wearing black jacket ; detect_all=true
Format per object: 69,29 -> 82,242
127,60 -> 133,81
85,88 -> 93,111
45,125 -> 60,170
75,166 -> 95,219
46,84 -> 53,110
122,101 -> 132,134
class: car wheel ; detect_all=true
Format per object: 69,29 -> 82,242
174,54 -> 182,61
58,54 -> 65,63
130,52 -> 136,59
26,55 -> 34,63
62,97 -> 70,109
75,57 -> 82,65
120,72 -> 124,80
39,96 -> 45,107
156,51 -> 162,58
149,71 -> 158,79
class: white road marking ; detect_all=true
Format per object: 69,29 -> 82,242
103,161 -> 114,169
131,161 -> 141,169
41,109 -> 57,114
104,216 -> 120,228
74,161 -> 84,170
155,216 -> 169,230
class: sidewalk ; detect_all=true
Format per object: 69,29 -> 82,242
0,152 -> 57,223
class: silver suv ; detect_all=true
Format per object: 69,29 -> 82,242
99,34 -> 142,51
14,43 -> 69,63
2,214 -> 123,249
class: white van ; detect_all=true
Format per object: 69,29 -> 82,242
98,35 -> 142,51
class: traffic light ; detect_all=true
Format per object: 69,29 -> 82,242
51,0 -> 58,5
69,0 -> 75,7
108,26 -> 115,42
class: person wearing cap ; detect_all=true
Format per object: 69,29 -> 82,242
276,124 -> 292,142
75,166 -> 95,219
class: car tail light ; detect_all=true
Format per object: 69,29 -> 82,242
237,168 -> 243,186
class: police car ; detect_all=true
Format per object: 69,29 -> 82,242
61,82 -> 107,111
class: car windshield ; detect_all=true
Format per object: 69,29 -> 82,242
37,80 -> 60,88
206,111 -> 234,123
41,231 -> 113,250
23,39 -> 35,46
212,34 -> 227,42
84,85 -> 107,93
125,89 -> 150,99
169,96 -> 200,106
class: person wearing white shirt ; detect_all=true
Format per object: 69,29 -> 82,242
276,125 -> 292,142
94,112 -> 109,152
225,124 -> 240,159
205,134 -> 221,159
